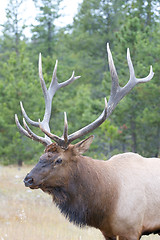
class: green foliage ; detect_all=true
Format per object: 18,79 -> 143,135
0,0 -> 160,165
112,15 -> 160,156
1,0 -> 26,55
31,0 -> 62,57
0,42 -> 44,165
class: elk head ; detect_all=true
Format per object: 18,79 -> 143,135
23,136 -> 94,194
15,44 -> 154,193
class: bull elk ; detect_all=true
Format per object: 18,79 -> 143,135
15,44 -> 160,240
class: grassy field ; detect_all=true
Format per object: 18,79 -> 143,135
0,165 -> 159,240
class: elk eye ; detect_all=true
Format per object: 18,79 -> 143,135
55,158 -> 62,165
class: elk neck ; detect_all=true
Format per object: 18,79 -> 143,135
45,154 -> 118,229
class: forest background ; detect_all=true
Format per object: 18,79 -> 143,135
0,0 -> 160,166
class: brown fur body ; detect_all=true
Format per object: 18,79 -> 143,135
44,155 -> 118,229
24,141 -> 160,240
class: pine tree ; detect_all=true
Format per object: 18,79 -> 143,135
31,0 -> 62,56
1,0 -> 26,55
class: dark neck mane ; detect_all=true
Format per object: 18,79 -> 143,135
52,186 -> 88,226
41,156 -> 106,227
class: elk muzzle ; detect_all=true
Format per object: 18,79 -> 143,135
24,173 -> 39,189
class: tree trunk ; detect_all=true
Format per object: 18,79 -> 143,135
18,159 -> 22,167
146,0 -> 152,26
131,118 -> 137,152
47,17 -> 52,55
122,142 -> 126,153
15,0 -> 19,55
155,125 -> 160,157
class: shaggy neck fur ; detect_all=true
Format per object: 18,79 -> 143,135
42,156 -> 110,228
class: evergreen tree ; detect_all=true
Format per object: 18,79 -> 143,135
0,42 -> 45,165
1,0 -> 26,55
112,12 -> 160,156
31,0 -> 62,57
0,0 -> 159,166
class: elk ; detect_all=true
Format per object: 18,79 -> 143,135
15,44 -> 160,240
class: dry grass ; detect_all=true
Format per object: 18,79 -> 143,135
0,165 -> 159,240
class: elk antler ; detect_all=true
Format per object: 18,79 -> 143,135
15,54 -> 81,146
39,43 -> 154,149
15,44 -> 154,149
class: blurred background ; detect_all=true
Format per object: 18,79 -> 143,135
0,0 -> 160,165
0,1 -> 160,239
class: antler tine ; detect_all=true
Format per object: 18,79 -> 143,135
23,118 -> 51,146
49,60 -> 81,94
39,53 -> 48,100
58,71 -> 81,89
107,43 -> 120,97
15,114 -> 32,139
127,48 -> 154,83
127,48 -> 135,80
15,114 -> 50,146
48,59 -> 58,93
20,101 -> 39,127
63,112 -> 68,144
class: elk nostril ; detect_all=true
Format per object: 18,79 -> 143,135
24,176 -> 34,187
27,178 -> 33,184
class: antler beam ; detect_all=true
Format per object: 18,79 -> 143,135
15,44 -> 154,149
39,43 -> 154,148
15,54 -> 81,146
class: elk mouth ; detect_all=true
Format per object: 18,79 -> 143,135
24,174 -> 56,192
29,185 -> 40,189
24,179 -> 40,189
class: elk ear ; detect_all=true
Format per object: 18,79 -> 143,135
74,135 -> 94,155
